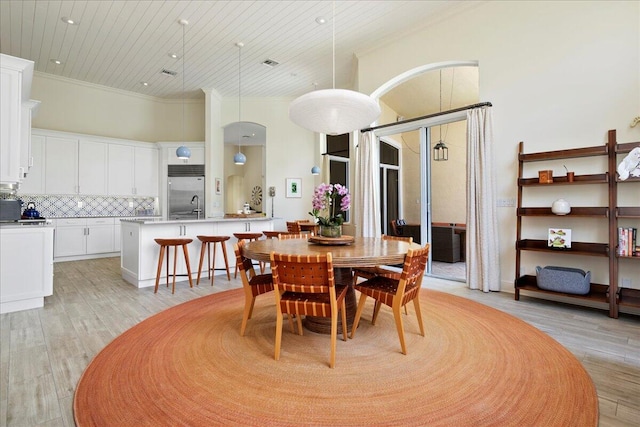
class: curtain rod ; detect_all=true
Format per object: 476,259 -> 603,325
360,102 -> 492,133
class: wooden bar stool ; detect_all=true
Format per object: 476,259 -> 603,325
154,238 -> 193,294
196,235 -> 231,286
233,232 -> 264,277
263,230 -> 289,239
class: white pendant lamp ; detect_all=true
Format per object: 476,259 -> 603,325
234,42 -> 246,166
288,1 -> 380,135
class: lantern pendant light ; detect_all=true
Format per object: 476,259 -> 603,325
176,18 -> 191,160
233,42 -> 247,165
433,69 -> 449,162
288,1 -> 380,135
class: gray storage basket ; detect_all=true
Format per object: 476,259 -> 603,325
535,266 -> 591,295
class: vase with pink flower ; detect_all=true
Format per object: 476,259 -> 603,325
309,183 -> 350,238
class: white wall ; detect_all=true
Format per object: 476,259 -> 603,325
31,72 -> 205,142
357,1 -> 640,290
220,97 -> 316,223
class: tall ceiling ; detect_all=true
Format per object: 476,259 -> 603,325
0,0 -> 480,101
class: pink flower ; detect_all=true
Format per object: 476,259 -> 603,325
309,183 -> 350,226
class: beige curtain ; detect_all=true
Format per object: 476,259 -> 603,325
321,153 -> 330,185
466,107 -> 500,292
356,131 -> 381,237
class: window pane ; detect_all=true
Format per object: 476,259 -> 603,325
327,134 -> 350,158
329,159 -> 349,222
380,141 -> 399,166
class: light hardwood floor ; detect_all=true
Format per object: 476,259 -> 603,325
1,257 -> 638,426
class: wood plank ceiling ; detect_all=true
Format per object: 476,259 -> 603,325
0,0 -> 479,106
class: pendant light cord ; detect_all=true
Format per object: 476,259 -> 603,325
182,22 -> 185,144
439,69 -> 442,141
332,0 -> 335,89
237,42 -> 243,155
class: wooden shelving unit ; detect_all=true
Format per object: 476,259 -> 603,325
611,131 -> 640,316
515,129 -> 640,318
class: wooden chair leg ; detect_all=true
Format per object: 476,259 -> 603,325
274,309 -> 283,361
329,310 -> 337,368
171,245 -> 178,294
196,241 -> 206,286
350,293 -> 368,339
154,245 -> 166,293
393,303 -> 407,355
210,241 -> 217,286
340,300 -> 348,341
240,294 -> 254,337
372,300 -> 382,325
165,246 -> 170,288
413,298 -> 425,336
182,243 -> 193,288
296,315 -> 303,336
220,242 -> 231,281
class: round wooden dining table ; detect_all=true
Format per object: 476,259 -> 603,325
243,236 -> 421,333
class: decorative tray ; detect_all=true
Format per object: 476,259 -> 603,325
308,235 -> 355,245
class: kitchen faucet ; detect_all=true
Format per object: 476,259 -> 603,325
190,195 -> 201,220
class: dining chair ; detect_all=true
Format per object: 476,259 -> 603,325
286,221 -> 302,233
234,241 -> 296,336
352,234 -> 413,316
270,251 -> 348,368
278,233 -> 310,240
350,244 -> 430,355
352,234 -> 413,284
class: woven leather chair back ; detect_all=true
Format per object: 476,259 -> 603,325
286,221 -> 302,233
270,252 -> 334,294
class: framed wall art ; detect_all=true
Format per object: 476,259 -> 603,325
215,178 -> 222,195
286,178 -> 301,198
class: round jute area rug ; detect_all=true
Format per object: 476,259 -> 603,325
74,288 -> 598,426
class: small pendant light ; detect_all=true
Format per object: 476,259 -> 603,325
176,19 -> 191,160
433,69 -> 449,162
234,42 -> 246,165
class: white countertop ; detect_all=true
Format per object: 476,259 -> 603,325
120,216 -> 272,225
0,223 -> 54,229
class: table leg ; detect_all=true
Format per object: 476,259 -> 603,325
303,267 -> 356,334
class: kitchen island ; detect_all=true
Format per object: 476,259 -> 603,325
120,216 -> 274,288
0,223 -> 54,313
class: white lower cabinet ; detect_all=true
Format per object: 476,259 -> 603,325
54,218 -> 116,261
120,219 -> 274,288
0,225 -> 54,314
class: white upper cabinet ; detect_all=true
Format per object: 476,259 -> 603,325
134,146 -> 159,197
78,139 -> 108,195
18,134 -> 45,193
108,143 -> 158,197
45,136 -> 79,194
107,144 -> 135,196
0,54 -> 36,186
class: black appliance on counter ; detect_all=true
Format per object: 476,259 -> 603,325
0,199 -> 48,224
0,199 -> 22,222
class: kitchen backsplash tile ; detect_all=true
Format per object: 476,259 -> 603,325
16,194 -> 158,218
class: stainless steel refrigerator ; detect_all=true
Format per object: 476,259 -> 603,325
168,165 -> 205,220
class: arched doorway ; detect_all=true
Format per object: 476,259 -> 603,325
371,62 -> 478,281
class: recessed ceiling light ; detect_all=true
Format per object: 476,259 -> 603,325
50,59 -> 62,65
61,17 -> 79,25
168,53 -> 179,59
262,59 -> 279,68
315,17 -> 326,25
141,82 -> 150,87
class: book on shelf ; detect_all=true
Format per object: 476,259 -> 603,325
617,227 -> 638,257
